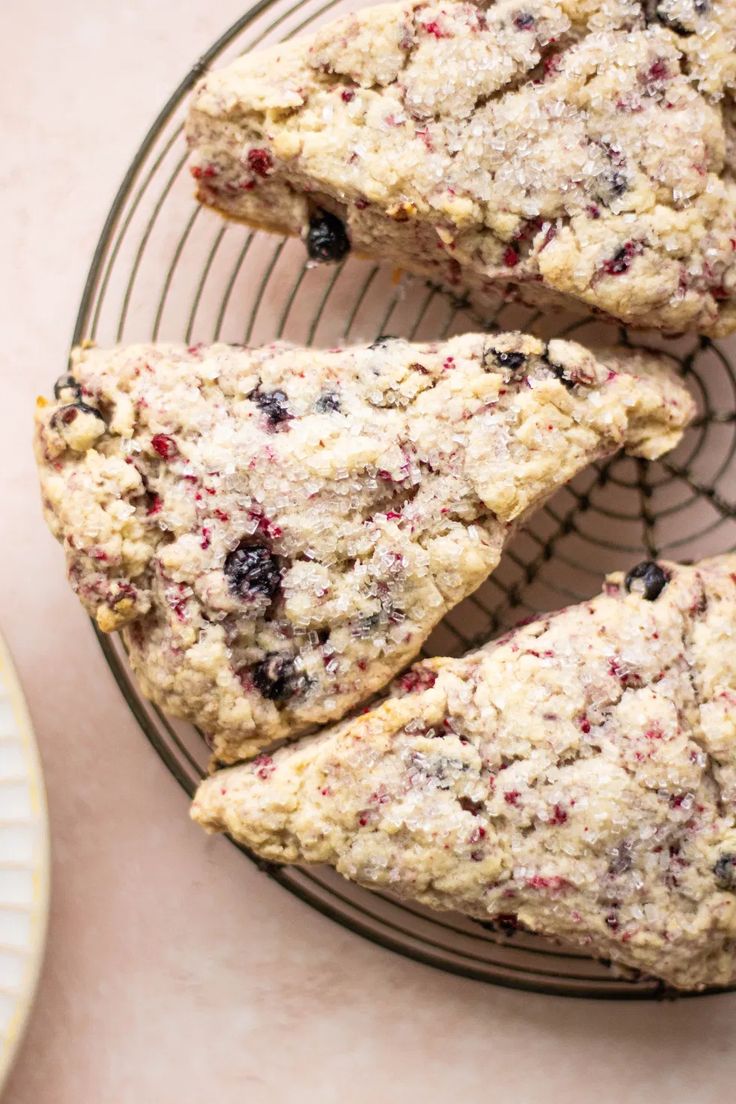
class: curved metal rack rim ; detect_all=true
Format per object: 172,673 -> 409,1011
75,1 -> 736,1000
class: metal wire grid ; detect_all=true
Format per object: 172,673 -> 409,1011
71,0 -> 736,998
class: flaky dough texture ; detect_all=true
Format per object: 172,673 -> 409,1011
188,0 -> 736,335
35,335 -> 692,761
194,555 -> 736,991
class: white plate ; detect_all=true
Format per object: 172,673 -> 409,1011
0,631 -> 49,1090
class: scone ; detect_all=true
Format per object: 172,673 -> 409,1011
34,334 -> 692,763
187,0 -> 736,336
193,555 -> 736,991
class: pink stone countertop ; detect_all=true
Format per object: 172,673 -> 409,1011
3,2 -> 736,1101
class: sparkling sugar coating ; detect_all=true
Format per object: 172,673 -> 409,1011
187,0 -> 736,336
34,336 -> 692,762
193,556 -> 736,991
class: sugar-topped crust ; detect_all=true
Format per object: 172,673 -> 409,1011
193,555 -> 736,991
34,335 -> 692,762
187,0 -> 736,335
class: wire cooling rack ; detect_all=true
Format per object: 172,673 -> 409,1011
72,0 -> 736,998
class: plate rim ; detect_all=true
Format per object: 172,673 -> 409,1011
0,629 -> 50,1090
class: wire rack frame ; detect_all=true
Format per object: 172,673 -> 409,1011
70,0 -> 736,999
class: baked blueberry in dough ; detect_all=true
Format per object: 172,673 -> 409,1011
34,335 -> 692,763
187,0 -> 736,335
193,555 -> 736,991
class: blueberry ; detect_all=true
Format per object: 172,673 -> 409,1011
51,401 -> 106,428
352,612 -> 381,637
315,391 -> 341,413
609,172 -> 628,198
53,374 -> 82,400
714,853 -> 736,890
480,913 -> 518,936
642,0 -> 704,35
624,561 -> 669,601
250,653 -> 300,701
513,11 -> 535,29
224,542 -> 281,601
486,348 -> 527,374
306,210 -> 350,263
249,387 -> 291,426
608,841 -> 633,876
543,356 -> 576,391
657,12 -> 692,34
495,914 -> 519,936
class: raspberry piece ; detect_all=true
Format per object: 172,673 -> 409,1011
246,148 -> 273,177
151,433 -> 178,460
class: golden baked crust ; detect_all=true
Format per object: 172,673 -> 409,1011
34,335 -> 691,761
193,555 -> 736,991
187,0 -> 736,335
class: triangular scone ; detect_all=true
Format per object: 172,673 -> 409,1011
193,556 -> 736,991
187,0 -> 736,336
35,335 -> 692,762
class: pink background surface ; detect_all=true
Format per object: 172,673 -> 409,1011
3,2 -> 736,1100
